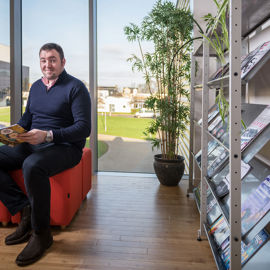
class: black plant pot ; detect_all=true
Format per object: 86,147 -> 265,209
153,154 -> 185,186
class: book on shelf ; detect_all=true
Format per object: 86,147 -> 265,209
209,215 -> 230,247
241,41 -> 270,80
241,175 -> 270,235
0,124 -> 27,147
220,229 -> 269,269
215,161 -> 251,198
241,105 -> 270,151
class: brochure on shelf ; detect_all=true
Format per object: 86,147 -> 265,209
241,175 -> 270,235
215,161 -> 251,198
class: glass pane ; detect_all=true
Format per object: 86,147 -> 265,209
0,0 -> 10,127
22,0 -> 89,144
97,0 -> 161,173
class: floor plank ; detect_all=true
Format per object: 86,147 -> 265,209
0,174 -> 216,270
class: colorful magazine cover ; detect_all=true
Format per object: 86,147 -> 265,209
209,216 -> 230,247
0,124 -> 27,147
241,41 -> 270,80
215,161 -> 251,198
241,175 -> 270,235
241,105 -> 270,151
220,229 -> 269,269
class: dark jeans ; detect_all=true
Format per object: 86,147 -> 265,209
0,142 -> 82,231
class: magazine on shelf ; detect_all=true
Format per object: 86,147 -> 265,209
0,124 -> 27,147
215,161 -> 251,198
207,149 -> 229,178
207,144 -> 226,168
197,105 -> 219,126
208,115 -> 222,132
241,105 -> 270,151
207,193 -> 222,226
241,41 -> 270,80
195,140 -> 219,167
210,41 -> 270,84
220,229 -> 269,269
211,116 -> 228,138
241,175 -> 270,235
209,215 -> 230,247
209,62 -> 229,81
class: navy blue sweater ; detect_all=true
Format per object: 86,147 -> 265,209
18,70 -> 91,151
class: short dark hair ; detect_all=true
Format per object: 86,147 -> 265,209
39,43 -> 65,60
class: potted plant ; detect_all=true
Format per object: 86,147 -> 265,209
124,0 -> 196,186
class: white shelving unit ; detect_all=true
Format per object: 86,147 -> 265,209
188,1 -> 270,269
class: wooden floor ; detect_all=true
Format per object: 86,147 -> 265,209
0,174 -> 216,270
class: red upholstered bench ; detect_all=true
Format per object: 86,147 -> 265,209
0,147 -> 92,228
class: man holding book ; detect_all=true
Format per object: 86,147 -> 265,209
0,43 -> 91,266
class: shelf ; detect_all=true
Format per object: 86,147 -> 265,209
194,2 -> 270,57
203,223 -> 227,270
243,240 -> 270,270
208,75 -> 230,89
242,124 -> 270,164
242,1 -> 270,38
207,48 -> 270,89
206,130 -> 230,153
193,189 -> 201,214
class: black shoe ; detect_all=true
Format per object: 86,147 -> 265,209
5,205 -> 32,245
15,229 -> 53,266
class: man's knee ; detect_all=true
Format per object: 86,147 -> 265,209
22,157 -> 45,187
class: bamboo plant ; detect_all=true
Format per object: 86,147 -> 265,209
124,0 -> 195,160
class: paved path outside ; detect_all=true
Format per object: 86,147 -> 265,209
98,134 -> 160,173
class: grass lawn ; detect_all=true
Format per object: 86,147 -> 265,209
98,115 -> 152,140
0,107 -> 10,123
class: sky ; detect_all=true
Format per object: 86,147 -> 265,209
0,0 -> 177,88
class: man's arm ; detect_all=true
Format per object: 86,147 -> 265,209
18,91 -> 32,130
51,83 -> 91,143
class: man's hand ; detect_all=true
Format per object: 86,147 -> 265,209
17,129 -> 47,145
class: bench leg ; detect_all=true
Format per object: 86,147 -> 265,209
60,225 -> 66,230
2,222 -> 8,227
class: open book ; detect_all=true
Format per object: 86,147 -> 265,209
0,124 -> 27,147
